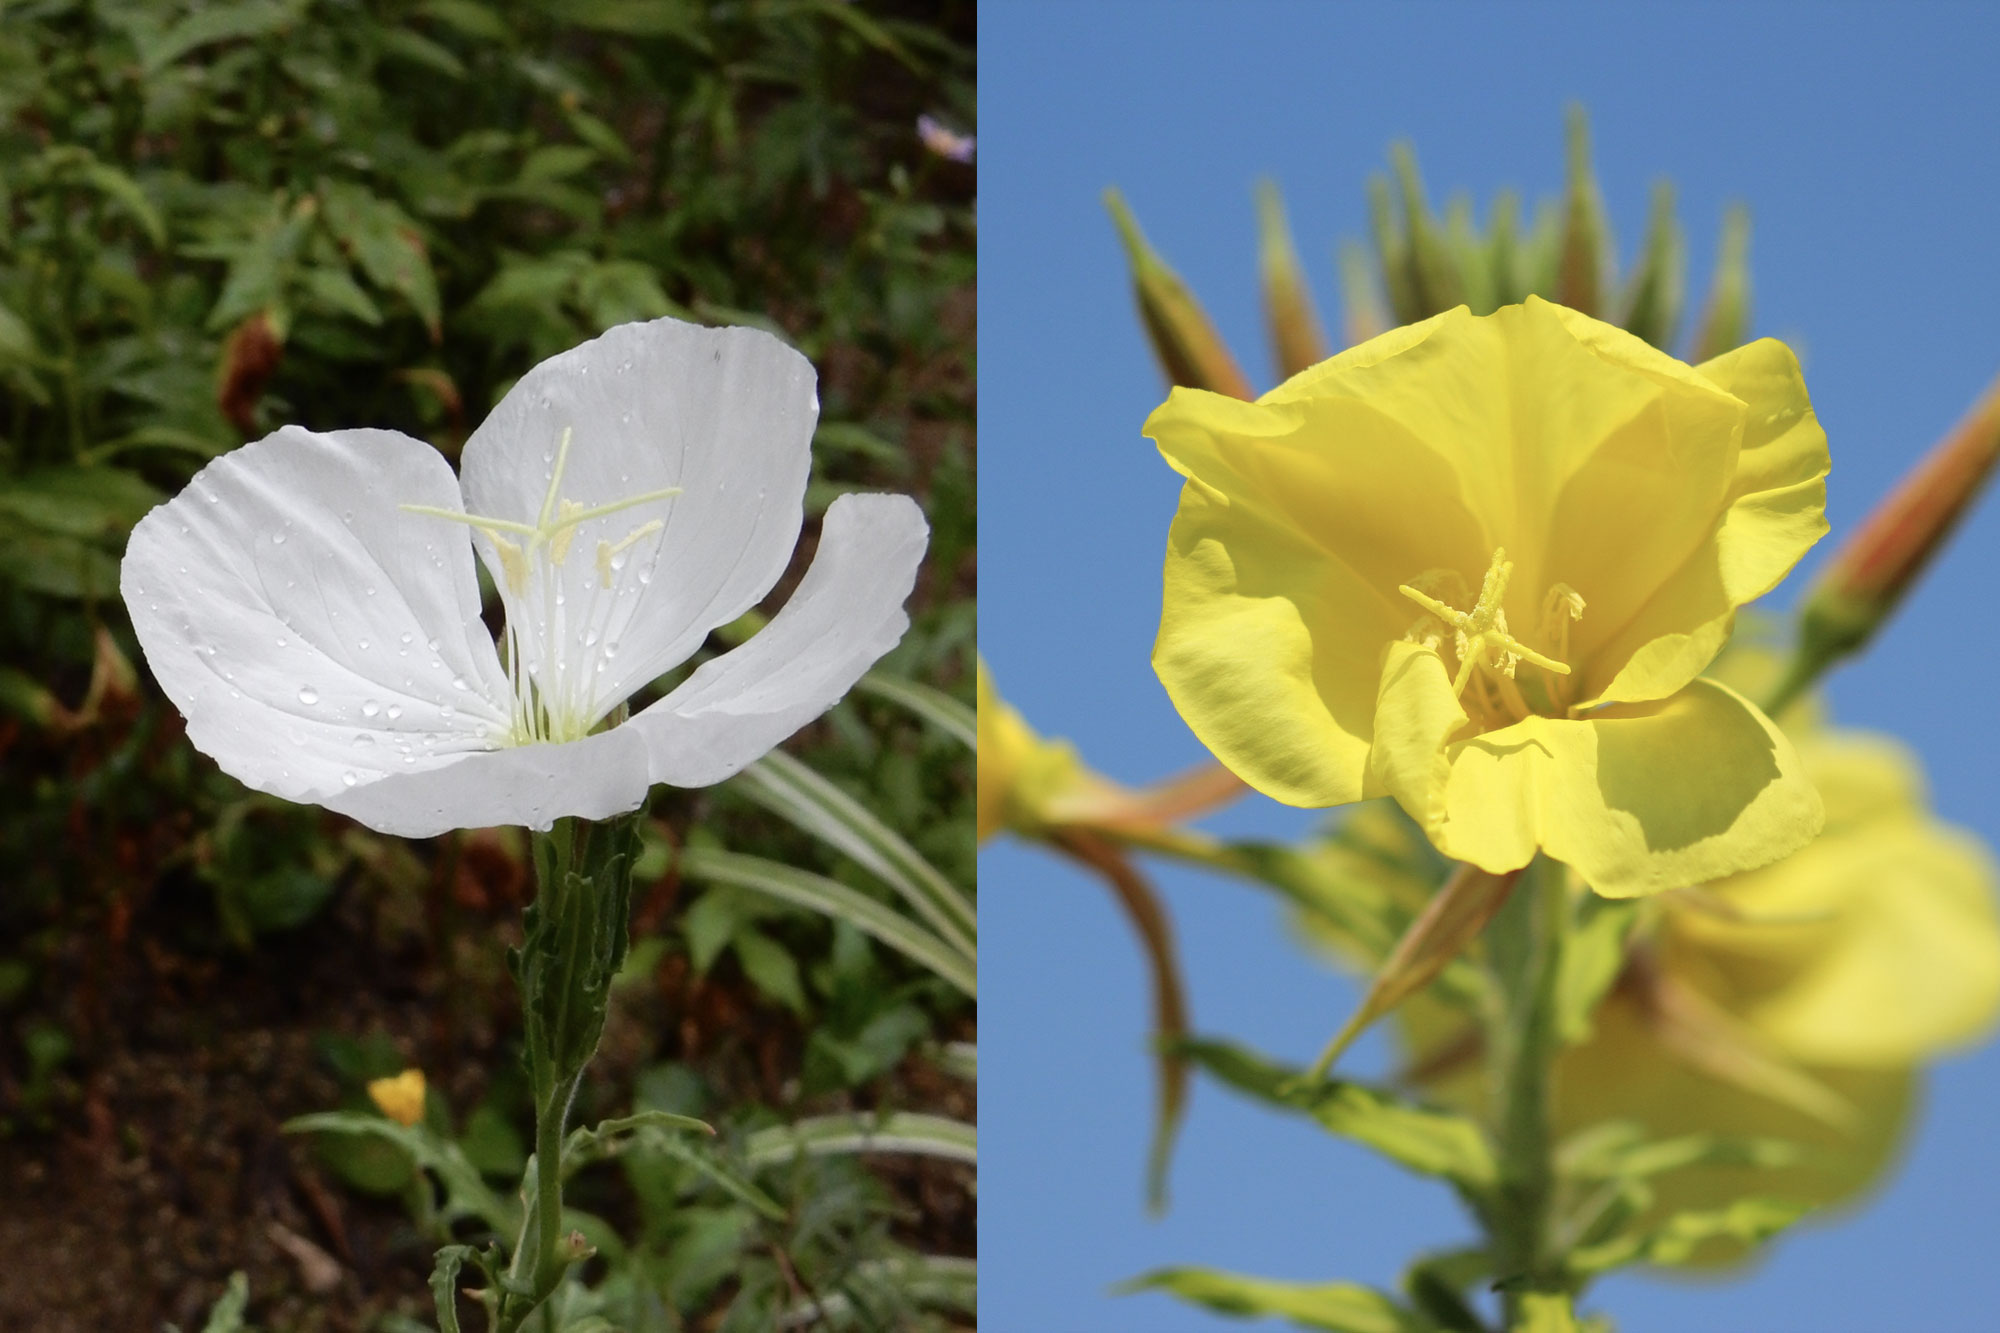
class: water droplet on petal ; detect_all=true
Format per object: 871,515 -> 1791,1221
441,705 -> 455,720
298,686 -> 319,705
275,637 -> 288,649
341,771 -> 358,787
386,704 -> 404,720
357,639 -> 370,651
354,733 -> 375,747
361,700 -> 381,718
451,676 -> 467,691
427,638 -> 441,652
400,631 -> 414,644
272,531 -> 287,545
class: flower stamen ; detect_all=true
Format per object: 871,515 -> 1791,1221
1399,547 -> 1572,700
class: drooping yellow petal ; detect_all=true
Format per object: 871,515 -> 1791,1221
1435,678 -> 1823,896
367,1068 -> 428,1127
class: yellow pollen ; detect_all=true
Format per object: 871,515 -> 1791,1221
1399,547 -> 1573,699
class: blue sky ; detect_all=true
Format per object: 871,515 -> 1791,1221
979,4 -> 2000,1330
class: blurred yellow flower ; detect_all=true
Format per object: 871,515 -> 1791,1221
1397,722 -> 2000,1262
1147,297 -> 1829,896
367,1068 -> 428,1128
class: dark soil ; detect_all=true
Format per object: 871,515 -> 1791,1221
0,817 -> 973,1331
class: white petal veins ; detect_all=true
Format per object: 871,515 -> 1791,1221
122,427 -> 514,805
457,319 -> 818,731
634,493 -> 930,787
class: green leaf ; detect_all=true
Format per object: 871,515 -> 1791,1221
1552,895 -> 1639,1045
141,0 -> 306,72
0,299 -> 37,361
562,1108 -> 714,1177
379,27 -> 467,79
855,670 -> 975,748
418,0 -> 514,40
320,183 -> 442,337
301,266 -> 384,325
555,0 -> 712,50
0,467 -> 164,540
0,516 -> 120,599
1569,1196 -> 1810,1276
679,846 -> 974,996
743,1111 -> 975,1169
733,928 -> 807,1014
285,1111 -> 518,1235
1119,1268 -> 1428,1333
519,145 -> 598,183
1559,1121 -> 1805,1185
81,163 -> 167,248
734,751 -> 975,956
1181,1037 -> 1497,1192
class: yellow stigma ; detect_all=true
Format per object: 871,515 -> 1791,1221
1399,547 -> 1573,699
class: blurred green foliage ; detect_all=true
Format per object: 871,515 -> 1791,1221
0,0 -> 972,1324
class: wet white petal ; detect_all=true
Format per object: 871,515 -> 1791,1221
458,318 -> 817,729
122,428 -> 512,807
323,725 -> 652,837
634,493 -> 929,787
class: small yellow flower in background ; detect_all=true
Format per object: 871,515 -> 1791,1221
367,1068 -> 428,1127
1147,296 -> 1829,897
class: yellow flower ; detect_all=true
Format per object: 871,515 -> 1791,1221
1147,297 -> 1829,896
1393,722 -> 2000,1262
367,1068 -> 428,1128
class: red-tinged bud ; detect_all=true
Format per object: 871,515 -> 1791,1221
1338,240 -> 1390,348
1255,179 -> 1329,380
1103,188 -> 1255,400
1774,372 -> 2000,713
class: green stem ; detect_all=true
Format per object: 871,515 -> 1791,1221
489,814 -> 642,1332
1484,856 -> 1573,1329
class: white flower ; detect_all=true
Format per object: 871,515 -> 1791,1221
121,317 -> 929,837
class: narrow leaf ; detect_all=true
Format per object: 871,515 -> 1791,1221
855,670 -> 975,748
1569,1196 -> 1809,1275
679,845 -> 975,996
1182,1037 -> 1497,1192
1119,1268 -> 1427,1333
743,1111 -> 976,1169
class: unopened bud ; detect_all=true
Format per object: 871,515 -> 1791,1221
1338,240 -> 1390,348
1103,188 -> 1254,400
1390,143 -> 1462,316
1555,105 -> 1611,317
1692,204 -> 1751,361
366,1068 -> 427,1127
1774,372 -> 2000,713
1620,181 -> 1685,351
1255,179 -> 1329,380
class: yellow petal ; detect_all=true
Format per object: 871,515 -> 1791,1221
1578,337 -> 1829,707
1435,678 -> 1823,896
1671,733 -> 2000,1065
1555,998 -> 1914,1269
1150,387 -> 1468,806
1365,639 -> 1468,834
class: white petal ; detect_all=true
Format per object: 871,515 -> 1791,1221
458,318 -> 818,727
632,493 -> 928,787
122,427 -> 512,809
323,725 -> 653,837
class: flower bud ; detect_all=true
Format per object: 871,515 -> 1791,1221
1777,371 -> 2000,711
1103,188 -> 1254,400
1255,179 -> 1329,379
1555,105 -> 1611,317
1692,204 -> 1751,361
366,1067 -> 427,1127
1620,181 -> 1685,351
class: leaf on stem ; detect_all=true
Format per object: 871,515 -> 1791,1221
1118,1267 -> 1428,1333
1180,1037 -> 1497,1192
